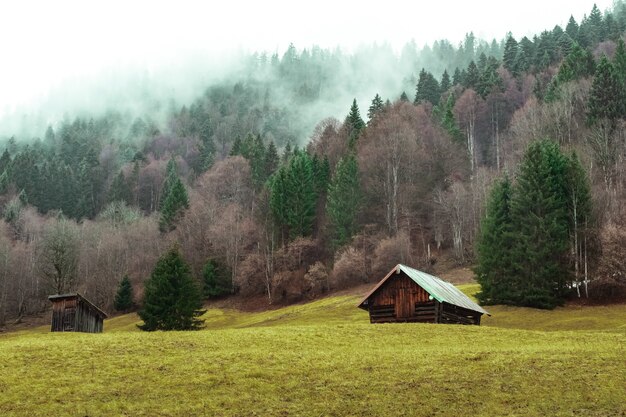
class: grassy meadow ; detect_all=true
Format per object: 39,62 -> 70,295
1,285 -> 625,416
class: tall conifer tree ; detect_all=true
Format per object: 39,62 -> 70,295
139,247 -> 204,331
326,155 -> 361,249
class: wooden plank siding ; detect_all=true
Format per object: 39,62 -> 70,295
368,274 -> 437,323
363,270 -> 484,325
440,302 -> 482,325
49,294 -> 106,333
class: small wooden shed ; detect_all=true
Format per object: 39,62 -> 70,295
49,293 -> 107,333
358,264 -> 489,325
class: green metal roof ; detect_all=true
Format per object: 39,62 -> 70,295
398,264 -> 489,315
359,264 -> 489,315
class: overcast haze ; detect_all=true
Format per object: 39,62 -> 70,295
0,0 -> 616,127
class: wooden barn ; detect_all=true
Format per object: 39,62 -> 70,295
358,264 -> 489,325
49,293 -> 107,333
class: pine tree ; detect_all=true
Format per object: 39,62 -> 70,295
613,39 -> 626,116
436,94 -> 463,142
269,166 -> 289,239
440,70 -> 451,92
516,37 -> 534,73
264,140 -> 280,179
159,177 -> 189,232
464,61 -> 480,89
198,136 -> 216,172
475,176 -> 516,304
587,4 -> 605,44
326,155 -> 361,248
510,140 -> 570,308
477,56 -> 501,98
312,154 -> 330,194
452,68 -> 462,85
399,91 -> 409,102
114,275 -> 134,312
345,99 -> 365,147
138,247 -> 204,331
285,151 -> 317,238
75,158 -> 94,219
159,158 -> 177,210
565,15 -> 579,39
587,56 -> 622,127
0,149 -> 10,175
202,259 -> 231,298
414,69 -> 441,105
560,43 -> 595,82
503,35 -> 519,73
367,94 -> 384,121
557,32 -> 574,57
282,142 -> 293,164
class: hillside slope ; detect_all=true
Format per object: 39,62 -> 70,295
1,285 -> 625,416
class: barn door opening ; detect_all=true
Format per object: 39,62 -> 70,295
394,288 -> 413,320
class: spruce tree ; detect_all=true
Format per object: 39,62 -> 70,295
399,91 -> 409,102
198,136 -> 216,172
587,56 -> 622,127
587,4 -> 605,44
202,259 -> 231,298
475,176 -> 516,304
565,15 -> 579,39
414,69 -> 441,105
75,158 -> 94,220
464,61 -> 480,89
0,149 -> 10,175
326,155 -> 361,248
367,94 -> 384,121
345,99 -> 365,147
114,275 -> 134,312
159,177 -> 190,232
282,142 -> 293,164
264,141 -> 280,179
436,95 -> 463,142
138,247 -> 204,331
269,166 -> 289,239
159,158 -> 177,210
613,40 -> 626,116
285,151 -> 317,238
502,33 -> 519,75
510,140 -> 570,308
440,70 -> 451,92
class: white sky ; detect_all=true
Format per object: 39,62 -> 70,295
0,0 -> 616,117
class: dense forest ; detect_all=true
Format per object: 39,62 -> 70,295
0,2 -> 625,325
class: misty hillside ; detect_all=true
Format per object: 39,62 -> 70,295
0,1 -> 626,327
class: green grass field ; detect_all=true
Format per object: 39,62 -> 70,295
1,285 -> 625,416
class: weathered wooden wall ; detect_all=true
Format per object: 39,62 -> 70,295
51,298 -> 78,332
50,297 -> 104,333
368,274 -> 436,323
366,272 -> 483,325
440,302 -> 482,325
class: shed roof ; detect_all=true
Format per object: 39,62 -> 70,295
358,264 -> 489,315
48,293 -> 108,318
